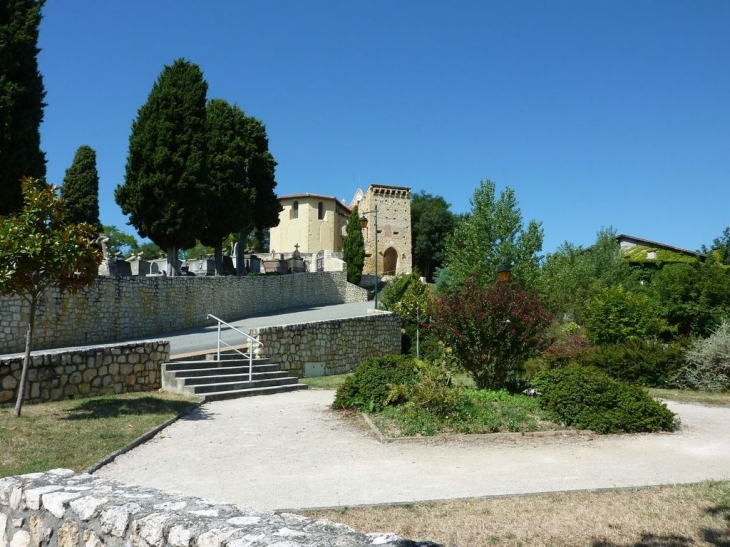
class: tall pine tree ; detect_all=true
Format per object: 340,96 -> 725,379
61,145 -> 100,229
115,59 -> 208,276
343,205 -> 365,285
0,0 -> 47,216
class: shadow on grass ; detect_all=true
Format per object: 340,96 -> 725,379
593,535 -> 696,547
590,505 -> 730,546
63,396 -> 202,421
588,487 -> 730,546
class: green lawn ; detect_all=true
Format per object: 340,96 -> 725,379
0,391 -> 200,477
299,373 -> 351,390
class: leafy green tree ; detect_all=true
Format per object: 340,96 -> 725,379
648,261 -> 730,337
234,115 -> 281,274
583,285 -> 670,345
136,242 -> 163,260
410,191 -> 456,282
538,228 -> 636,323
0,0 -> 47,216
0,178 -> 102,417
702,227 -> 730,265
61,145 -> 100,229
181,240 -> 213,260
389,273 -> 435,356
343,205 -> 365,284
102,225 -> 139,257
114,59 -> 208,276
248,227 -> 270,252
201,99 -> 255,274
443,180 -> 543,290
430,274 -> 552,390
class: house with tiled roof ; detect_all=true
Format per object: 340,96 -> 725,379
617,234 -> 706,264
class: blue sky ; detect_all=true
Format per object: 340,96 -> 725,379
37,1 -> 729,255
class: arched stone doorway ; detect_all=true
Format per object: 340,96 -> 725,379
382,247 -> 398,275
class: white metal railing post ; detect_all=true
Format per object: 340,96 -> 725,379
249,348 -> 253,382
207,314 -> 263,385
216,321 -> 222,361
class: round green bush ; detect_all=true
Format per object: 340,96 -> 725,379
534,365 -> 678,434
332,354 -> 421,412
582,338 -> 688,387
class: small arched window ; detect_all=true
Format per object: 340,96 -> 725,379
291,201 -> 299,219
318,201 -> 324,220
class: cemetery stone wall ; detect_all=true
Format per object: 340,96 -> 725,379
0,272 -> 368,355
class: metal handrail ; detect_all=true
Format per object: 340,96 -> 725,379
207,314 -> 263,382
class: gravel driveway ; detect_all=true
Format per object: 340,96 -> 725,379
95,390 -> 730,511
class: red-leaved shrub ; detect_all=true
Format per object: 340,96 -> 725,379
430,274 -> 552,390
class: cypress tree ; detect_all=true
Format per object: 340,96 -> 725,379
114,58 -> 208,275
343,205 -> 365,285
235,115 -> 282,274
201,99 -> 254,275
0,0 -> 47,216
61,145 -> 100,228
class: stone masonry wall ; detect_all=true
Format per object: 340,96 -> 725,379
0,272 -> 368,355
0,470 -> 440,547
0,341 -> 169,406
250,311 -> 401,377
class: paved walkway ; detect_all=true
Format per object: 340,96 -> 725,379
95,390 -> 730,511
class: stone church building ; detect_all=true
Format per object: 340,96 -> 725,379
269,184 -> 412,276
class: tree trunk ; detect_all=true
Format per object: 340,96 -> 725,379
236,229 -> 248,276
166,247 -> 179,276
14,296 -> 37,418
214,243 -> 223,276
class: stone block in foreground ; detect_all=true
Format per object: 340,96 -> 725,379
0,470 -> 442,547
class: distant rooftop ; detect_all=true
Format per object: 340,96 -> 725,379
617,234 -> 706,260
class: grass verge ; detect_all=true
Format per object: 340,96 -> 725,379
300,373 -> 351,390
303,481 -> 730,547
0,391 -> 200,477
648,388 -> 730,407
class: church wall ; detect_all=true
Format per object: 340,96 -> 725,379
271,196 -> 350,254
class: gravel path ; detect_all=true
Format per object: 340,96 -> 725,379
95,390 -> 730,511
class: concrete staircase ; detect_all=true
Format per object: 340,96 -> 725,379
162,352 -> 307,401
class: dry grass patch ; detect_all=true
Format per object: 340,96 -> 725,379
0,391 -> 200,477
303,482 -> 730,547
648,388 -> 730,408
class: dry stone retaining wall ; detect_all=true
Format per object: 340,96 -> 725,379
0,470 -> 440,547
250,311 -> 401,377
0,341 -> 168,406
0,272 -> 368,355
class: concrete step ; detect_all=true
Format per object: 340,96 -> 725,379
167,366 -> 287,379
162,356 -> 307,401
186,376 -> 302,395
163,358 -> 272,372
205,352 -> 257,361
163,362 -> 280,376
202,383 -> 308,402
177,371 -> 293,386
